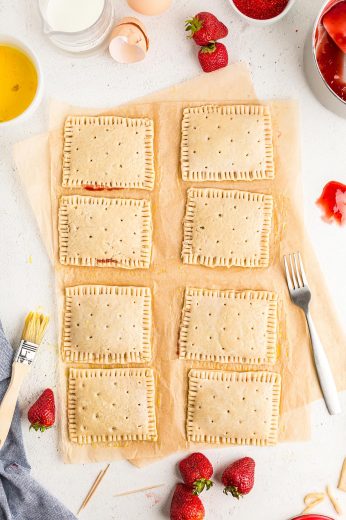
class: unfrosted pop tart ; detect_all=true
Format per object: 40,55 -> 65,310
68,368 -> 157,445
179,288 -> 278,364
58,195 -> 152,269
181,188 -> 273,268
186,369 -> 281,446
63,285 -> 152,364
181,104 -> 274,181
62,115 -> 155,190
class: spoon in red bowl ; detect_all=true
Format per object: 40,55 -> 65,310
323,0 -> 346,53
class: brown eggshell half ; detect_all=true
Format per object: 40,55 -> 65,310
109,18 -> 149,63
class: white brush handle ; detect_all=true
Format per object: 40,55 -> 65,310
0,362 -> 31,449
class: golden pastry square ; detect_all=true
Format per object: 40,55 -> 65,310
62,115 -> 155,190
181,188 -> 273,268
179,288 -> 278,364
58,195 -> 152,269
181,104 -> 274,181
63,285 -> 152,364
187,370 -> 281,446
68,368 -> 157,444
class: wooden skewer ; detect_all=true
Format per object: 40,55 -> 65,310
77,464 -> 110,516
77,470 -> 103,516
338,458 -> 346,492
304,492 -> 326,504
301,496 -> 325,514
326,485 -> 342,515
77,464 -> 110,515
114,483 -> 164,497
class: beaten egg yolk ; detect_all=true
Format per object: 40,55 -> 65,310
0,44 -> 38,123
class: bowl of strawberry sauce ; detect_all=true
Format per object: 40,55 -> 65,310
291,515 -> 333,520
229,0 -> 296,25
304,0 -> 346,117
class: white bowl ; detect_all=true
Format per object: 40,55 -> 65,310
303,0 -> 346,119
228,0 -> 296,26
0,34 -> 43,128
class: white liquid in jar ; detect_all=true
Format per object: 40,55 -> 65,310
46,0 -> 105,33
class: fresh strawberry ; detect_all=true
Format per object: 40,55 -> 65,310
222,457 -> 255,499
170,484 -> 205,520
28,388 -> 55,432
198,42 -> 228,73
185,12 -> 228,46
179,452 -> 213,495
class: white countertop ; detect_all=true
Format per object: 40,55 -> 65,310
1,1 -> 346,519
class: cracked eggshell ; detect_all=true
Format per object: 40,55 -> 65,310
109,18 -> 149,63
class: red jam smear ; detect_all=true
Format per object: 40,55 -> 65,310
233,0 -> 289,20
316,180 -> 346,224
83,185 -> 122,191
315,0 -> 346,101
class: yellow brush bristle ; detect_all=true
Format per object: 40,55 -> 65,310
21,311 -> 49,344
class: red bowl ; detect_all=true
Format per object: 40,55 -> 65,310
290,516 -> 334,520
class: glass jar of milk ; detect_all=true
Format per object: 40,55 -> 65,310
38,0 -> 114,55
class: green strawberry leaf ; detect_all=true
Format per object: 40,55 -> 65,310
29,423 -> 52,433
193,479 -> 213,495
200,42 -> 216,53
223,486 -> 243,499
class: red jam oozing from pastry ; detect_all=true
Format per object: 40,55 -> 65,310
83,185 -> 121,191
232,0 -> 289,20
316,180 -> 346,224
315,0 -> 346,101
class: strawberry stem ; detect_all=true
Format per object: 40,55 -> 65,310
200,42 -> 216,53
29,423 -> 52,433
185,16 -> 203,37
193,479 -> 213,495
223,486 -> 242,499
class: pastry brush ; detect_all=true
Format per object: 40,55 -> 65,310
0,311 -> 49,449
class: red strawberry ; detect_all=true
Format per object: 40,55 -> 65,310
170,484 -> 205,520
179,452 -> 213,495
198,42 -> 228,73
28,388 -> 55,432
222,457 -> 255,499
185,12 -> 228,46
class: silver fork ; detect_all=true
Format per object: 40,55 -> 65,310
283,252 -> 341,416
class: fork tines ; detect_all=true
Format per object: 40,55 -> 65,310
283,252 -> 308,291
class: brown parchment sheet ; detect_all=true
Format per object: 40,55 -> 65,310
12,64 -> 346,465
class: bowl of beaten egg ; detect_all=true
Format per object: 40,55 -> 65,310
0,35 -> 43,127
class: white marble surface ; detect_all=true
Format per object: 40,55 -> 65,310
0,1 -> 346,519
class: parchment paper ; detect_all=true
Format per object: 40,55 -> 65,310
13,64 -> 346,465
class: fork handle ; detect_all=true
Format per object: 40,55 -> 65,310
306,312 -> 341,416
